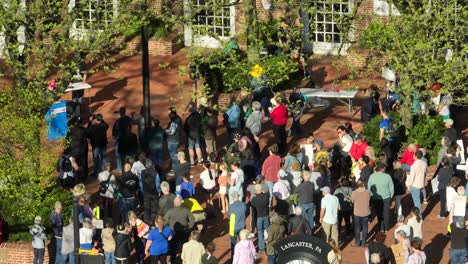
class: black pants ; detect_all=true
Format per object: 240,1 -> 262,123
170,229 -> 190,262
374,198 -> 391,232
439,188 -> 447,217
250,204 -> 257,232
149,254 -> 167,264
272,124 -> 287,155
143,193 -> 159,224
33,248 -> 45,264
338,209 -> 353,233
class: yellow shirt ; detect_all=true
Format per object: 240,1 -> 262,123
182,198 -> 204,213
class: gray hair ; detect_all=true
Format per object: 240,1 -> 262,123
396,230 -> 408,238
252,101 -> 262,111
302,171 -> 311,181
161,181 -> 170,192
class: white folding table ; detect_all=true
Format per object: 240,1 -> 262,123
300,88 -> 359,113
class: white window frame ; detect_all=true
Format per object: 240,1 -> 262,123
184,0 -> 236,48
311,0 -> 353,55
69,0 -> 118,39
373,0 -> 400,16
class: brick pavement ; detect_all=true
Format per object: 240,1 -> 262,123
71,52 -> 463,263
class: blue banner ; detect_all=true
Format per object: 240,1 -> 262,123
45,101 -> 68,141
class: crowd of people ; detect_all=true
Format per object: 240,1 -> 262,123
30,82 -> 467,264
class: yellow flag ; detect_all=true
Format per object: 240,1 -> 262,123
229,213 -> 236,237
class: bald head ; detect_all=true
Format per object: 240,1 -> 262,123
174,196 -> 182,207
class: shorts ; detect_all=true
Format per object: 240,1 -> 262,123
203,187 -> 216,194
188,137 -> 200,148
219,186 -> 227,195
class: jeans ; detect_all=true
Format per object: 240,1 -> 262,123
33,248 -> 45,264
63,253 -> 75,264
105,251 -> 116,264
410,186 -> 423,215
257,216 -> 270,251
120,197 -> 135,222
402,163 -> 411,172
298,203 -> 315,230
55,238 -> 64,264
266,181 -> 274,206
93,146 -> 107,175
450,248 -> 467,264
267,255 -> 276,264
230,229 -> 241,258
354,216 -> 369,246
394,194 -> 404,217
167,141 -> 179,170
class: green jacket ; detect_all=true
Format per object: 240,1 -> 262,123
367,172 -> 394,200
265,223 -> 286,256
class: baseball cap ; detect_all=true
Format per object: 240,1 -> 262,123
256,174 -> 265,181
355,134 -> 364,140
444,119 -> 454,126
320,186 -> 331,193
315,139 -> 324,148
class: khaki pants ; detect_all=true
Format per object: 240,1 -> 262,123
322,222 -> 339,244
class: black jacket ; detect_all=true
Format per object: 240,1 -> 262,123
184,112 -> 202,140
142,168 -> 159,194
69,125 -> 88,155
117,172 -> 139,198
113,232 -> 132,259
87,121 -> 109,148
112,115 -> 132,138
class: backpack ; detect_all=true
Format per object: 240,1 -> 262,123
61,155 -> 73,172
99,179 -> 110,194
290,155 -> 303,171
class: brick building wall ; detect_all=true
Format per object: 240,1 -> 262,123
0,243 -> 52,264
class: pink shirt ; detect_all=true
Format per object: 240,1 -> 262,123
262,155 -> 282,183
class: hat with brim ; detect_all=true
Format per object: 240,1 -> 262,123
34,216 -> 42,225
72,184 -> 86,196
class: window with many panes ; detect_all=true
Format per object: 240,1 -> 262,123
192,0 -> 232,38
311,0 -> 350,44
74,0 -> 114,30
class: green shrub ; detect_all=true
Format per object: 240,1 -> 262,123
406,115 -> 445,164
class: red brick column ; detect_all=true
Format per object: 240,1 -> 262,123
0,243 -> 52,264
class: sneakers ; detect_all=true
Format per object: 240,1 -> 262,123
423,199 -> 428,205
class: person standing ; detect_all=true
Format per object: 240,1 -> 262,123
87,113 -> 109,175
117,162 -> 139,222
50,202 -> 64,264
201,242 -> 218,264
165,197 -> 195,263
367,163 -> 394,233
228,191 -> 247,258
437,158 -> 454,218
205,108 -> 219,158
284,143 -> 305,188
265,213 -> 286,264
224,97 -> 241,145
102,218 -> 116,264
261,144 -> 282,204
407,238 -> 426,264
181,231 -> 205,264
269,97 -> 288,155
229,162 -> 244,204
142,118 -> 164,167
333,177 -> 353,235
165,108 -> 183,171
295,171 -> 316,230
392,161 -> 406,218
114,224 -> 132,264
405,150 -> 427,215
349,134 -> 368,162
145,215 -> 173,264
245,101 -> 263,136
30,216 -> 47,264
68,117 -> 89,180
449,217 -> 468,264
443,119 -> 457,146
112,107 -> 132,173
184,105 -> 204,166
358,156 -> 373,187
233,229 -> 256,264
61,217 -> 75,264
336,125 -> 354,176
320,186 -> 340,244
141,160 -> 162,224
250,184 -> 270,253
158,181 -> 176,217
379,111 -> 397,169
351,180 -> 371,247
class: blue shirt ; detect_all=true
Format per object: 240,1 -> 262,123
148,226 -> 173,256
228,201 -> 246,232
177,181 -> 195,199
379,118 -> 394,141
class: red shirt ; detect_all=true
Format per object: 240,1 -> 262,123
349,141 -> 368,161
400,145 -> 419,166
262,154 -> 282,183
270,104 -> 288,126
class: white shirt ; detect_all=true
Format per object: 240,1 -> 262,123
446,187 -> 458,212
301,144 -> 314,166
200,169 -> 217,190
451,195 -> 467,217
131,161 -> 146,178
341,134 -> 354,152
79,227 -> 93,244
273,179 -> 290,200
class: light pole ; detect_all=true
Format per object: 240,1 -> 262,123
142,0 -> 151,128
